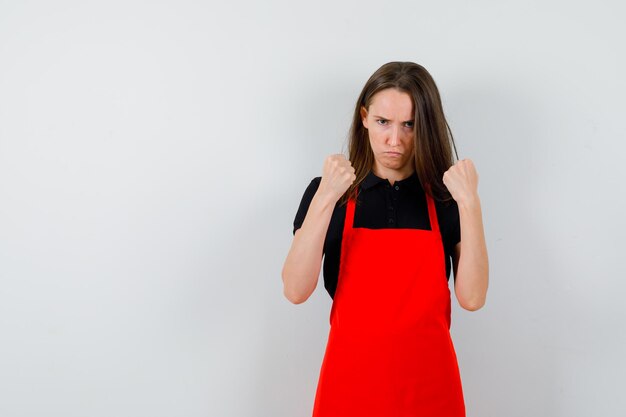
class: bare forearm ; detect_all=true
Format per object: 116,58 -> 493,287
282,191 -> 336,304
455,195 -> 489,310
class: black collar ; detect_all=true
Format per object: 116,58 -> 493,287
360,169 -> 422,191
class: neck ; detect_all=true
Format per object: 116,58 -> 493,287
372,165 -> 415,186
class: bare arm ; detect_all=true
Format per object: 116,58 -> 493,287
444,158 -> 489,311
451,197 -> 489,311
281,190 -> 336,304
283,154 -> 355,304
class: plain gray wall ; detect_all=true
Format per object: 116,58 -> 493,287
1,1 -> 624,416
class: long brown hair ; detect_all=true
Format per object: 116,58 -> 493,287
338,61 -> 459,207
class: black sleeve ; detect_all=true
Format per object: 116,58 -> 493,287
448,201 -> 461,282
445,200 -> 461,256
451,201 -> 461,247
292,177 -> 322,235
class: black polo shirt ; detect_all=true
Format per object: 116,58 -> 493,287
292,169 -> 461,300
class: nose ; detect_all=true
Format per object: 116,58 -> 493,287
388,125 -> 400,146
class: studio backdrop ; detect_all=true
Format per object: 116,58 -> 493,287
0,1 -> 624,416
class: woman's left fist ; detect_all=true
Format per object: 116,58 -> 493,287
442,159 -> 479,204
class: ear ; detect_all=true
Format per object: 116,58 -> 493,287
360,106 -> 369,129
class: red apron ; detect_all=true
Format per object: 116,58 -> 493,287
312,186 -> 466,416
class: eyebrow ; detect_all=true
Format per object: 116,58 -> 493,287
372,115 -> 414,123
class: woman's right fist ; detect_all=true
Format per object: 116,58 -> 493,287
318,154 -> 356,203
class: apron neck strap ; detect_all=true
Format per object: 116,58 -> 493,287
345,188 -> 357,230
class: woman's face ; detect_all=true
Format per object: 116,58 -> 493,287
360,88 -> 415,178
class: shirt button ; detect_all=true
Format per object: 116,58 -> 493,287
388,218 -> 394,224
394,185 -> 399,190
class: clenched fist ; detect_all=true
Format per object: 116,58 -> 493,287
318,154 -> 357,203
442,158 -> 479,205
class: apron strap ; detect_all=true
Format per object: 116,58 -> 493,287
345,187 -> 357,230
423,182 -> 440,234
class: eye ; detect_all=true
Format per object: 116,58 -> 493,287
404,122 -> 414,128
376,119 -> 388,125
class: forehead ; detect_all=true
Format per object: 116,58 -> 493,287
369,88 -> 414,118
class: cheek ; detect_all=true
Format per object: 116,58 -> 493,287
404,137 -> 415,153
368,129 -> 383,144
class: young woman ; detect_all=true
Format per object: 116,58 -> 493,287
282,61 -> 489,416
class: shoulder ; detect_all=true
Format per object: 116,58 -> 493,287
304,176 -> 322,196
299,176 -> 322,202
435,197 -> 459,216
435,197 -> 461,245
292,177 -> 323,235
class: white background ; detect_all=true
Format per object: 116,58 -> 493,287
1,1 -> 625,416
